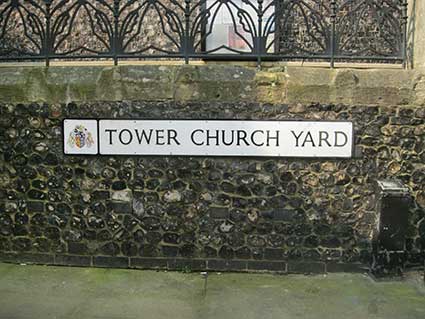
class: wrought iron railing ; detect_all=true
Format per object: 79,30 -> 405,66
0,0 -> 408,67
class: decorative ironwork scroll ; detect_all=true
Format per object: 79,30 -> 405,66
336,0 -> 405,58
0,0 -> 408,66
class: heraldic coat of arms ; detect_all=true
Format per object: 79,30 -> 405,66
68,125 -> 95,149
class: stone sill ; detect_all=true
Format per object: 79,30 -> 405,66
0,63 -> 422,106
0,60 -> 405,70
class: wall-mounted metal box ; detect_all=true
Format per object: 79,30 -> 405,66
375,179 -> 410,252
372,179 -> 411,276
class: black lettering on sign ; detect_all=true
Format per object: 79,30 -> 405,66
135,129 -> 153,144
319,131 -> 331,147
207,130 -> 219,146
291,130 -> 303,147
105,129 -> 117,145
119,129 -> 133,145
156,130 -> 165,145
191,129 -> 204,146
292,130 -> 348,148
266,130 -> 279,147
222,130 -> 235,146
251,130 -> 264,146
237,130 -> 249,146
302,131 -> 315,147
167,129 -> 180,145
334,131 -> 348,147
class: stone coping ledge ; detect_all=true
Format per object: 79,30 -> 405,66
0,60 -> 405,69
0,252 -> 368,274
0,64 -> 422,106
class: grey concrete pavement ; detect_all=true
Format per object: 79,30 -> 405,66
0,262 -> 424,319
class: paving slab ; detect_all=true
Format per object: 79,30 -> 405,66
0,263 -> 424,319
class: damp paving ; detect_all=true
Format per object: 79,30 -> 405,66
0,263 -> 424,319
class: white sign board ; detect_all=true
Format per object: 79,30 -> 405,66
63,119 -> 353,158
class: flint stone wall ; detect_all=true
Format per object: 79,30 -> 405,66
0,97 -> 424,273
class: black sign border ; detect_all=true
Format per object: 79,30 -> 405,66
62,118 -> 356,159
